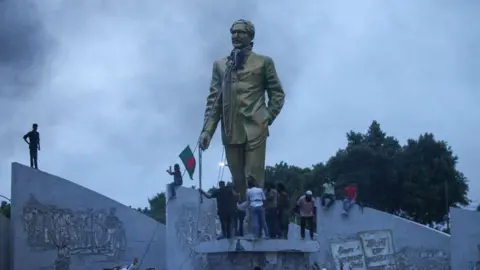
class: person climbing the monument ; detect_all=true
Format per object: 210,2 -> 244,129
199,180 -> 236,239
23,123 -> 40,169
342,182 -> 358,215
276,183 -> 290,239
234,198 -> 246,236
123,257 -> 139,270
320,177 -> 336,210
295,190 -> 316,240
230,182 -> 247,237
264,182 -> 279,238
227,182 -> 243,236
246,176 -> 269,239
166,164 -> 183,199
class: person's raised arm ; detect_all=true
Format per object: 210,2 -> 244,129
199,189 -> 213,199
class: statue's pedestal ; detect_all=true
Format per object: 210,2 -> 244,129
195,238 -> 320,269
166,186 -> 320,269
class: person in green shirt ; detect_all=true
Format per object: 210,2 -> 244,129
321,177 -> 336,210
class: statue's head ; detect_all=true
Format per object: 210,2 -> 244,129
219,180 -> 226,188
32,123 -> 38,130
230,19 -> 255,49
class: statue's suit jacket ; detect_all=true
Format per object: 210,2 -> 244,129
203,51 -> 285,146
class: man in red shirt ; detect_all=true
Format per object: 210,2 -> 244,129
342,183 -> 357,215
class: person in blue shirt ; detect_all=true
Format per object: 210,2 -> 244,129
167,164 -> 183,199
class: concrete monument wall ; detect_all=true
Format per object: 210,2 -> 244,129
10,162 -> 166,270
450,207 -> 480,270
0,213 -> 11,270
165,185 -> 217,270
314,199 -> 450,270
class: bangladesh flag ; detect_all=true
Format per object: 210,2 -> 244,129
179,145 -> 196,180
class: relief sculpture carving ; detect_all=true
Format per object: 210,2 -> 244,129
173,202 -> 217,269
22,194 -> 127,270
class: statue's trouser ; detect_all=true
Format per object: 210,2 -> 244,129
224,139 -> 266,201
225,138 -> 266,236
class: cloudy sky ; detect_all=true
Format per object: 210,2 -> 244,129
1,0 -> 479,208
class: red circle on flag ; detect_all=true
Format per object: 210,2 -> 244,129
187,157 -> 195,169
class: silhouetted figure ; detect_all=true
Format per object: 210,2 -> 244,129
228,182 -> 245,237
167,164 -> 183,199
264,182 -> 279,238
276,183 -> 290,239
199,181 -> 236,239
234,203 -> 246,236
23,123 -> 40,169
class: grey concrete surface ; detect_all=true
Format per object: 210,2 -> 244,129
165,185 -> 217,270
314,199 -> 450,269
450,207 -> 480,270
10,162 -> 166,270
202,252 -> 310,269
0,213 -> 11,270
195,238 -> 320,253
167,186 -> 320,269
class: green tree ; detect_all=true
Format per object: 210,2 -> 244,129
395,133 -> 469,224
137,192 -> 166,224
265,120 -> 469,226
0,201 -> 11,218
325,121 -> 402,213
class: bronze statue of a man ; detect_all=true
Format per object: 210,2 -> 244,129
199,19 -> 285,200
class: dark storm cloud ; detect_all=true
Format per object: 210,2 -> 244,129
0,0 -> 478,208
0,0 -> 55,98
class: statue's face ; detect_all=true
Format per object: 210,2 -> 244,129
231,23 -> 251,49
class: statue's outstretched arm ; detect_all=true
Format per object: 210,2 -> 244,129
203,61 -> 222,136
264,57 -> 285,125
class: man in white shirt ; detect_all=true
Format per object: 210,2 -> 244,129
246,177 -> 269,239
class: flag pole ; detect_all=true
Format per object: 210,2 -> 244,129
199,149 -> 203,204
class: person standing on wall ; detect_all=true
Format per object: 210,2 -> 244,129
23,123 -> 40,169
295,190 -> 316,240
199,180 -> 236,239
246,176 -> 269,239
264,182 -> 279,238
166,164 -> 183,199
276,183 -> 290,239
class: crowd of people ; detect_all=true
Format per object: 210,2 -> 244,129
168,164 -> 359,241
